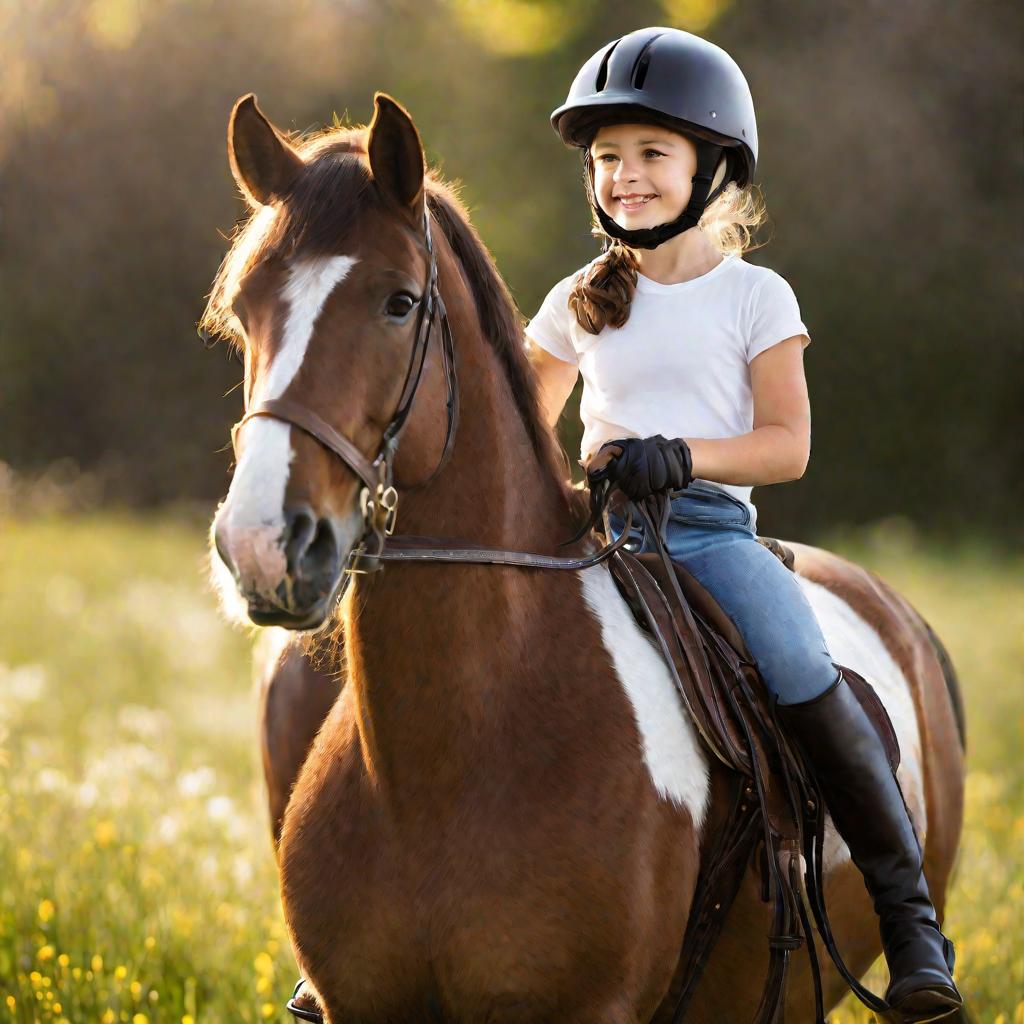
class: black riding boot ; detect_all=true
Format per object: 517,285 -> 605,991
776,670 -> 963,1023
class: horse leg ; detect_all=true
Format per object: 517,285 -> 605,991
255,629 -> 344,848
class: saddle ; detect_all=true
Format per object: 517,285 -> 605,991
605,494 -> 901,1024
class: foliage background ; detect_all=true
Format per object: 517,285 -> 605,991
1,0 -> 1021,540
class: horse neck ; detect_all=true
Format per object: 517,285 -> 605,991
386,227 -> 577,552
342,246 -> 585,793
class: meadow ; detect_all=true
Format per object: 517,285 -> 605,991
1,510 -> 1021,1023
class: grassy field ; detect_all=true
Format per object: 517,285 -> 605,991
0,513 -> 1021,1023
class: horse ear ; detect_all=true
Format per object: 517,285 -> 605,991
367,93 -> 425,214
228,94 -> 304,208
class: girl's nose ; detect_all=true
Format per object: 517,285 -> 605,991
613,161 -> 637,182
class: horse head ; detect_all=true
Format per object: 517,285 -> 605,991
208,93 -> 462,629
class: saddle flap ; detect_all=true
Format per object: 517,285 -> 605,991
837,663 -> 902,773
609,549 -> 770,776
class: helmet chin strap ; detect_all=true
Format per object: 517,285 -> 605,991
592,143 -> 727,251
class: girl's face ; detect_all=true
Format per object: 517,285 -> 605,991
590,123 -> 698,229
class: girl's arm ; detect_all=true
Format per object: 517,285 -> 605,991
685,335 -> 811,486
526,334 -> 579,428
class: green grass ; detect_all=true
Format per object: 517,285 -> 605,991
0,513 -> 1021,1022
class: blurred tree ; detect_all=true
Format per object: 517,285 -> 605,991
0,0 -> 1019,542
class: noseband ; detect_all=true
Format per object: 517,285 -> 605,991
230,205 -> 460,574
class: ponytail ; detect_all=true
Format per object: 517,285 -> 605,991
567,242 -> 640,335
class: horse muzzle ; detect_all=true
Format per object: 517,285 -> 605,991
213,503 -> 361,629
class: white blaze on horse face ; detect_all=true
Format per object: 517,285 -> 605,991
796,576 -> 928,872
579,565 -> 711,831
215,255 -> 358,596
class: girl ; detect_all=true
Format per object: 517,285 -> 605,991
525,27 -> 962,1023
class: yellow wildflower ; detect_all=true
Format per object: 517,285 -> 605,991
58,953 -> 70,968
94,820 -> 117,846
130,980 -> 142,998
114,964 -> 128,980
101,1010 -> 115,1024
38,944 -> 55,961
92,954 -> 104,973
261,1004 -> 275,1019
182,1016 -> 195,1024
253,951 -> 274,977
5,995 -> 15,1010
38,898 -> 55,922
256,976 -> 271,995
144,936 -> 156,951
72,967 -> 82,980
53,1003 -> 62,1014
29,971 -> 43,987
133,1014 -> 149,1024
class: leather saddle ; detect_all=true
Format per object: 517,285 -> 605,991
604,517 -> 902,1024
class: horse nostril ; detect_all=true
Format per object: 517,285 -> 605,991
284,507 -> 340,579
284,506 -> 317,575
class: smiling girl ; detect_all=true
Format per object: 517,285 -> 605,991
525,27 -> 962,1023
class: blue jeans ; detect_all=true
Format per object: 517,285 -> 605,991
607,482 -> 839,706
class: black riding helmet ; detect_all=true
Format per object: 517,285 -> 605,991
551,27 -> 758,250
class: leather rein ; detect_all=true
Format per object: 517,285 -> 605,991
230,203 -> 631,586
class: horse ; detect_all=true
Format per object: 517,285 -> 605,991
205,92 -> 967,1024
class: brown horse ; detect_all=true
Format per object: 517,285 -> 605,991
205,93 -> 967,1024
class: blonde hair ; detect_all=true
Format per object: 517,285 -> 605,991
568,148 -> 769,335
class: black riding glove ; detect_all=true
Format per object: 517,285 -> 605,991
588,434 -> 693,503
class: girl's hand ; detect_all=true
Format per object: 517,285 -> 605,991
588,435 -> 693,502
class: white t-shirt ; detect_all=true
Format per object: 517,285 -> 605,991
525,253 -> 811,533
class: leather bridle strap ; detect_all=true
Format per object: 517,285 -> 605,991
231,397 -> 379,492
364,509 -> 635,571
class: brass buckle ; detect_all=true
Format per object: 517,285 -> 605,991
359,482 -> 399,537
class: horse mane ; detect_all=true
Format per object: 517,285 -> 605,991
201,124 -> 585,525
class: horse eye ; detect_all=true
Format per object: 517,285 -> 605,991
385,292 -> 417,319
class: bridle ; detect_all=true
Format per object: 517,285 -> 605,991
229,200 -> 632,592
231,204 -> 460,575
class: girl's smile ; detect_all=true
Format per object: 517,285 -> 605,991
615,192 -> 659,212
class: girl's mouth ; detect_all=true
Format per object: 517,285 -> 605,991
617,194 -> 657,211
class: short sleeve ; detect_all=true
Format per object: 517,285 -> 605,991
746,271 -> 811,363
525,275 -> 579,366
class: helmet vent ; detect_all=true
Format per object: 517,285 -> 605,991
631,33 -> 665,90
594,39 -> 620,92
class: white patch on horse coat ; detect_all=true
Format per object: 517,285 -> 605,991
214,256 -> 357,596
264,256 -> 358,401
579,565 -> 710,831
575,562 -> 927,877
796,576 -> 928,871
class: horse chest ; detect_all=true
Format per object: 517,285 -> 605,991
281,736 -> 696,1020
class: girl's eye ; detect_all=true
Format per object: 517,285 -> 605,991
644,149 -> 665,158
385,292 -> 418,319
597,154 -> 617,163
